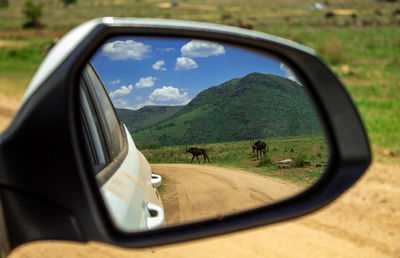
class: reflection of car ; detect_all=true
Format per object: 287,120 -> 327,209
80,63 -> 164,231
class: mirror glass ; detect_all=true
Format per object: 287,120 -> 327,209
79,36 -> 329,233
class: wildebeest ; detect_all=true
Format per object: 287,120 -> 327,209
251,140 -> 267,160
185,146 -> 210,164
237,19 -> 253,30
221,12 -> 232,20
325,11 -> 336,19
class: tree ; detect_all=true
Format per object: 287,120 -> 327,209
61,0 -> 76,7
22,0 -> 43,28
0,0 -> 9,8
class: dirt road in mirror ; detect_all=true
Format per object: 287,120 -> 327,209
2,97 -> 399,257
151,164 -> 302,225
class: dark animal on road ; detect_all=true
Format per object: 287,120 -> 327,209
186,146 -> 211,164
325,11 -> 335,19
221,13 -> 232,20
251,140 -> 267,160
237,19 -> 253,30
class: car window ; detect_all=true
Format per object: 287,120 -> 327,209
80,82 -> 109,172
84,65 -> 124,160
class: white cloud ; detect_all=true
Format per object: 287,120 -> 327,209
136,96 -> 143,101
135,76 -> 158,89
174,57 -> 198,71
109,85 -> 133,99
152,60 -> 167,71
157,47 -> 175,52
181,40 -> 225,58
108,78 -> 121,85
133,103 -> 146,110
149,86 -> 191,105
280,63 -> 301,84
112,98 -> 135,110
102,40 -> 151,61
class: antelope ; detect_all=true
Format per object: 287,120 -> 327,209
251,140 -> 267,160
185,146 -> 210,164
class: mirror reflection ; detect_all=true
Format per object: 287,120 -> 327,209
80,36 -> 329,233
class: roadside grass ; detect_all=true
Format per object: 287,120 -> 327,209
1,0 -> 397,30
0,0 -> 398,157
141,134 -> 329,187
262,26 -> 400,155
0,37 -> 51,98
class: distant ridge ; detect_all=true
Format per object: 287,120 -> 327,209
116,105 -> 183,133
122,73 -> 322,147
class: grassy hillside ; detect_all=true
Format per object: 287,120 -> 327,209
0,0 -> 398,157
0,36 -> 54,98
116,105 -> 183,133
0,0 -> 398,31
132,73 -> 322,147
141,134 -> 328,187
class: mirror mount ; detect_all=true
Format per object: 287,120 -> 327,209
0,18 -> 370,251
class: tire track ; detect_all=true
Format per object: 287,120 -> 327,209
154,164 -> 301,226
8,163 -> 400,258
0,105 -> 14,118
300,219 -> 394,256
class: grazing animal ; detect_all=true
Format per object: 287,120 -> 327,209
374,8 -> 383,16
221,13 -> 232,20
251,140 -> 267,160
186,146 -> 210,164
237,19 -> 253,30
325,11 -> 336,19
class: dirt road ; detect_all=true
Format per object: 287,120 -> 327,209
0,94 -> 19,131
2,95 -> 399,257
151,164 -> 302,226
7,161 -> 400,258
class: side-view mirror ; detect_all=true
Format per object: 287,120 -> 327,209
0,18 -> 370,255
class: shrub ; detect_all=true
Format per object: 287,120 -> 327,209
61,0 -> 76,6
257,154 -> 273,167
146,144 -> 162,150
316,149 -> 323,158
292,152 -> 308,167
317,37 -> 346,65
0,0 -> 8,8
22,0 -> 43,28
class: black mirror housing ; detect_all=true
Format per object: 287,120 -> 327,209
0,18 -> 370,253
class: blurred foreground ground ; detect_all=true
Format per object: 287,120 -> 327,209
8,162 -> 400,258
1,95 -> 399,258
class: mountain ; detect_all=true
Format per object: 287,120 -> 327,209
116,105 -> 183,133
130,73 -> 323,147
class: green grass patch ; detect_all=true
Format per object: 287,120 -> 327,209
141,134 -> 328,187
0,0 -> 399,158
257,153 -> 273,167
0,36 -> 51,97
261,26 -> 400,154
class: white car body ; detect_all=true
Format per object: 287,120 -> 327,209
80,63 -> 164,232
100,125 -> 164,231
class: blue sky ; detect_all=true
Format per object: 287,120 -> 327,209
91,36 -> 300,110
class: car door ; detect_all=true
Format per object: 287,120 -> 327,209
79,63 -> 164,232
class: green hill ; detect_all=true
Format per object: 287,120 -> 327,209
132,73 -> 323,147
116,105 -> 183,133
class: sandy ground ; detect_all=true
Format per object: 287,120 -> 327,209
152,164 -> 302,226
0,94 -> 19,131
7,162 -> 400,257
1,95 -> 399,257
